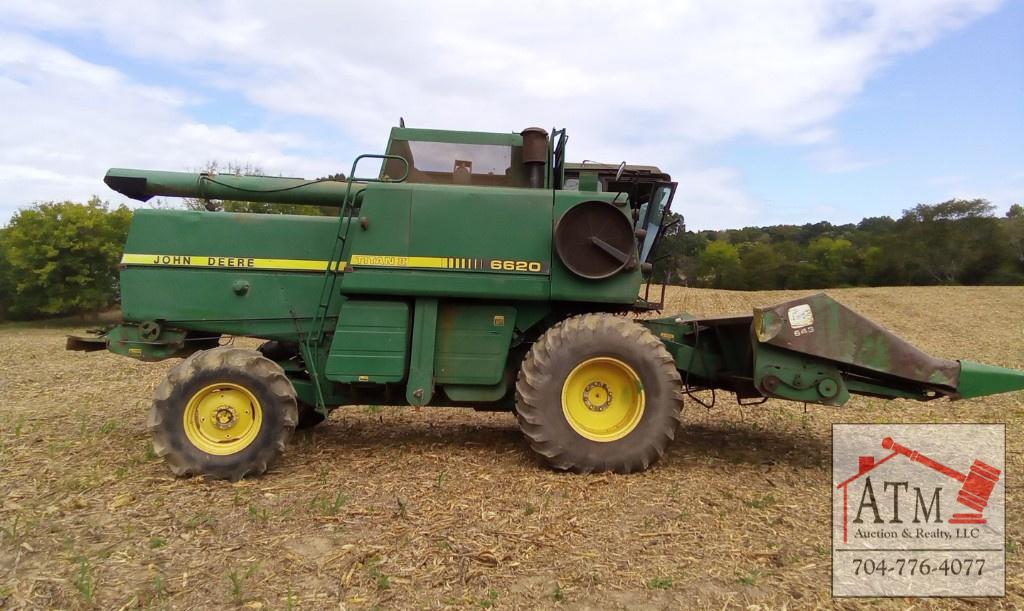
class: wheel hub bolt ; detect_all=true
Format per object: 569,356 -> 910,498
213,406 -> 237,429
582,381 -> 613,412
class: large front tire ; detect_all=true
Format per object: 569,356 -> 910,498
515,314 -> 683,474
149,347 -> 298,480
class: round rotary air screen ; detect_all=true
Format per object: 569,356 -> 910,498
554,201 -> 637,280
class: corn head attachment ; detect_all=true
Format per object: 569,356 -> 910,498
643,292 -> 1024,406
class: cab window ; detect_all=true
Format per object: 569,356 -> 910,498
384,139 -> 526,187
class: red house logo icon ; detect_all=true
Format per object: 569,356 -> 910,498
836,436 -> 1001,543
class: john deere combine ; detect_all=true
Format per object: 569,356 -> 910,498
70,125 -> 1024,480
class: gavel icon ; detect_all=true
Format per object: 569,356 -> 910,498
882,437 -> 1000,524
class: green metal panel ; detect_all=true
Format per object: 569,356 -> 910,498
444,380 -> 509,402
549,191 -> 643,304
121,268 -> 333,325
125,209 -> 342,260
339,182 -> 553,301
346,183 -> 412,257
406,298 -> 439,406
753,293 -> 961,388
752,343 -> 850,406
407,184 -> 551,266
956,360 -> 1024,399
387,128 -> 523,147
340,270 -> 550,300
104,325 -> 188,361
435,303 -> 516,385
119,210 -> 348,336
325,300 -> 410,383
577,171 -> 600,192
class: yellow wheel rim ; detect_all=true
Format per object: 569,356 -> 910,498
183,383 -> 262,455
561,357 -> 645,442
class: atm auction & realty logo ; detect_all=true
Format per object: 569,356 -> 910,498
831,424 -> 1005,598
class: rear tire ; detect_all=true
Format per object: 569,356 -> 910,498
515,314 -> 683,473
149,347 -> 298,480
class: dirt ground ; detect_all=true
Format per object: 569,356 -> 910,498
1,286 -> 1022,610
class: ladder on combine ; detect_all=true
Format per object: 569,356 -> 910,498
301,154 -> 409,413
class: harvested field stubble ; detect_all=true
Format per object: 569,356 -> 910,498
0,286 -> 1021,609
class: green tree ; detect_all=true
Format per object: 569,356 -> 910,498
1002,208 -> 1024,281
898,199 -> 1002,284
698,240 -> 741,288
648,212 -> 684,280
807,236 -> 857,286
0,227 -> 13,319
655,198 -> 1021,289
737,241 -> 781,290
2,198 -> 132,318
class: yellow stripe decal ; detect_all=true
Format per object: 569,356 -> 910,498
121,253 -> 548,274
121,253 -> 343,272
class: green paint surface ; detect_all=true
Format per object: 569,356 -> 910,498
435,303 -> 516,386
956,360 -> 1024,399
326,300 -> 409,383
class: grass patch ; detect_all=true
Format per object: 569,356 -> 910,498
746,494 -> 777,509
737,570 -> 761,586
552,584 -> 565,602
143,442 -> 159,462
312,493 -> 347,516
0,514 -> 23,544
478,588 -> 498,608
73,556 -> 95,604
247,503 -> 269,524
184,512 -> 213,531
151,574 -> 166,600
226,564 -> 258,604
367,558 -> 390,591
647,577 -> 672,590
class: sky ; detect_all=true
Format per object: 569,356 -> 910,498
0,0 -> 1020,230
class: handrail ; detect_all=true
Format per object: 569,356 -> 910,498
351,154 -> 410,183
301,153 -> 410,412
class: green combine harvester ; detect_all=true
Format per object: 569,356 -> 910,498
69,125 -> 1024,480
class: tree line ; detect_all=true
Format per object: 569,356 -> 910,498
654,199 -> 1024,290
0,194 -> 1021,321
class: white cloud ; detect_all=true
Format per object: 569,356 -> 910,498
0,0 -> 1003,227
672,167 -> 761,230
0,32 -> 346,218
